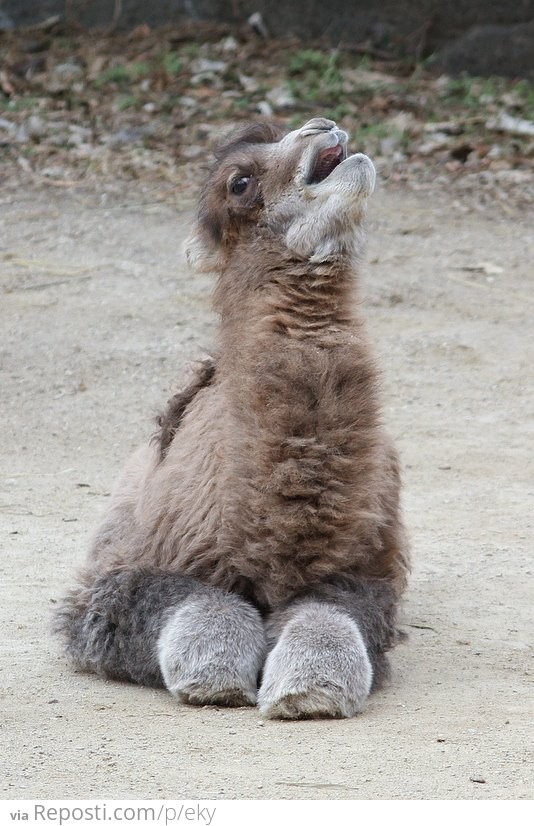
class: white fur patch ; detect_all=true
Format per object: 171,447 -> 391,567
183,231 -> 221,274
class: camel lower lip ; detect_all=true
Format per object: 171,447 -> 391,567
309,144 -> 345,184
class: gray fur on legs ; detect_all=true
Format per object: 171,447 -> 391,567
158,590 -> 266,707
54,569 -> 209,686
257,601 -> 373,719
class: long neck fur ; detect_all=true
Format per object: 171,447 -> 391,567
209,239 -> 386,606
214,239 -> 361,343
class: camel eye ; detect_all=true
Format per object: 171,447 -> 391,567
231,176 -> 251,195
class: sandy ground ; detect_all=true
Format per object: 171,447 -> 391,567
1,180 -> 532,800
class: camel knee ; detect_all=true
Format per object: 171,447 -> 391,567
258,601 -> 372,720
158,590 -> 266,707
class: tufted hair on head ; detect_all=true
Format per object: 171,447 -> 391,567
214,121 -> 287,162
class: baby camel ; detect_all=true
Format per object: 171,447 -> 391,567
56,117 -> 409,719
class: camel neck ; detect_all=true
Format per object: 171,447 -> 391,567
215,250 -> 363,354
256,267 -> 358,342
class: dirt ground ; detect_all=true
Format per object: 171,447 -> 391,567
1,178 -> 532,800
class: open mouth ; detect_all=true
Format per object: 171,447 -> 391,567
308,143 -> 346,184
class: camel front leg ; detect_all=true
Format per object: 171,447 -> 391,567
158,589 -> 266,707
55,570 -> 266,707
258,580 -> 399,719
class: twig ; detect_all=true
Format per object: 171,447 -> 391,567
407,623 -> 438,632
16,275 -> 93,291
18,14 -> 61,33
105,0 -> 123,35
6,257 -> 94,277
342,42 -> 397,61
2,469 -> 75,478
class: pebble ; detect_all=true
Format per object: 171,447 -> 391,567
181,145 -> 203,160
248,12 -> 269,38
0,117 -> 16,133
26,114 -> 46,140
67,125 -> 92,147
380,135 -> 401,156
190,58 -> 227,75
257,101 -> 274,117
239,74 -> 260,93
487,112 -> 534,137
108,127 -> 147,148
220,36 -> 239,53
266,84 -> 296,110
49,62 -> 84,91
179,96 -> 198,111
40,165 -> 67,179
416,133 -> 451,155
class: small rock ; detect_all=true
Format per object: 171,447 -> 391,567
486,113 -> 534,138
181,145 -> 203,160
190,58 -> 227,76
487,145 -> 503,159
48,132 -> 69,148
67,126 -> 92,148
415,133 -> 451,155
220,36 -> 239,53
266,84 -> 296,110
257,101 -> 274,117
423,120 -> 463,135
40,166 -> 67,179
0,117 -> 16,134
248,12 -> 269,38
179,96 -> 198,111
107,127 -> 147,148
493,169 -> 532,185
49,62 -> 84,91
191,72 -> 223,89
26,114 -> 46,140
380,136 -> 401,156
194,123 -> 216,139
239,74 -> 260,93
386,112 -> 416,133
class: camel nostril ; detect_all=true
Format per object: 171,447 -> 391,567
300,117 -> 337,136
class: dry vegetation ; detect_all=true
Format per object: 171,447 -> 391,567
1,18 -> 533,209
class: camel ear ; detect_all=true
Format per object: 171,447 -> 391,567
183,228 -> 222,274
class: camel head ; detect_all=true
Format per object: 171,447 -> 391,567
185,117 -> 376,271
